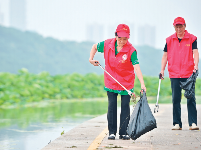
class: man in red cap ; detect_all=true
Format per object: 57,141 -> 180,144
160,17 -> 199,130
89,24 -> 146,140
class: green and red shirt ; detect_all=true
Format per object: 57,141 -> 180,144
97,40 -> 139,95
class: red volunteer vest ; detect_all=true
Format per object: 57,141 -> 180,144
166,30 -> 197,78
104,38 -> 135,90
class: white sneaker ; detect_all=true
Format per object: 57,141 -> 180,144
119,135 -> 130,140
189,123 -> 199,130
172,124 -> 182,130
108,134 -> 115,140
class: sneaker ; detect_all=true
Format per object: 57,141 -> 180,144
108,134 -> 115,140
119,135 -> 130,140
189,123 -> 199,130
172,124 -> 182,130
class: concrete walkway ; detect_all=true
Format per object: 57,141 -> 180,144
42,104 -> 201,150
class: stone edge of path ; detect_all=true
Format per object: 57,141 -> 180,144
42,114 -> 108,150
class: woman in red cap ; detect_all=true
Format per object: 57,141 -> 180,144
89,24 -> 146,140
160,17 -> 199,130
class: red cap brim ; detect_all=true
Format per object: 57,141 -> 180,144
173,21 -> 185,26
117,31 -> 129,38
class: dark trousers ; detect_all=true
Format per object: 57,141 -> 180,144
170,78 -> 197,128
107,91 -> 130,135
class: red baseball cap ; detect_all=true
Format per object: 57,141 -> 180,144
173,17 -> 185,26
116,24 -> 130,38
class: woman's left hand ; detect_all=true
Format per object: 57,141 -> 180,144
141,84 -> 146,93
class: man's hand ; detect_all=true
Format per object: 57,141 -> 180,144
89,59 -> 99,66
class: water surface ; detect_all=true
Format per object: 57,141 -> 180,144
0,99 -> 108,150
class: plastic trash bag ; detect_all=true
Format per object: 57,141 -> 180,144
180,70 -> 199,99
127,91 -> 157,140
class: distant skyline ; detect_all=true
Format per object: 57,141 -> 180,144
86,24 -> 104,43
0,11 -> 3,25
0,3 -> 4,25
86,23 -> 156,47
138,25 -> 156,47
9,0 -> 26,30
0,0 -> 201,49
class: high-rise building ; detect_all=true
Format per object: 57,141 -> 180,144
107,25 -> 116,39
86,24 -> 104,43
0,12 -> 3,25
0,4 -> 4,25
137,25 -> 156,48
9,0 -> 26,30
127,23 -> 135,45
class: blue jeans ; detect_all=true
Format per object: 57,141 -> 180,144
107,91 -> 130,135
170,78 -> 197,128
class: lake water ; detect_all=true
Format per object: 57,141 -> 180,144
0,99 -> 109,150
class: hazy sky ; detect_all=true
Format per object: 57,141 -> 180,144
1,0 -> 201,49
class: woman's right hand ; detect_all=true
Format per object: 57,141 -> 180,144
160,70 -> 165,80
141,84 -> 146,93
89,59 -> 99,66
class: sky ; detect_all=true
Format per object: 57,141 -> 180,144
0,0 -> 201,49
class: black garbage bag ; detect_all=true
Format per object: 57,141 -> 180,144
180,70 -> 199,99
127,91 -> 157,140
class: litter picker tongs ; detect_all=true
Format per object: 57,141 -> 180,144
154,73 -> 164,113
95,62 -> 134,97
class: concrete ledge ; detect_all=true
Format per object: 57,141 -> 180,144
42,114 -> 107,150
43,104 -> 201,150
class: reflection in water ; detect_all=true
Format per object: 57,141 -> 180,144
0,99 -> 108,150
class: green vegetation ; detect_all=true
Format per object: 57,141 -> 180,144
0,69 -> 105,107
0,70 -> 201,107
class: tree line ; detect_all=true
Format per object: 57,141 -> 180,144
2,25 -> 200,77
